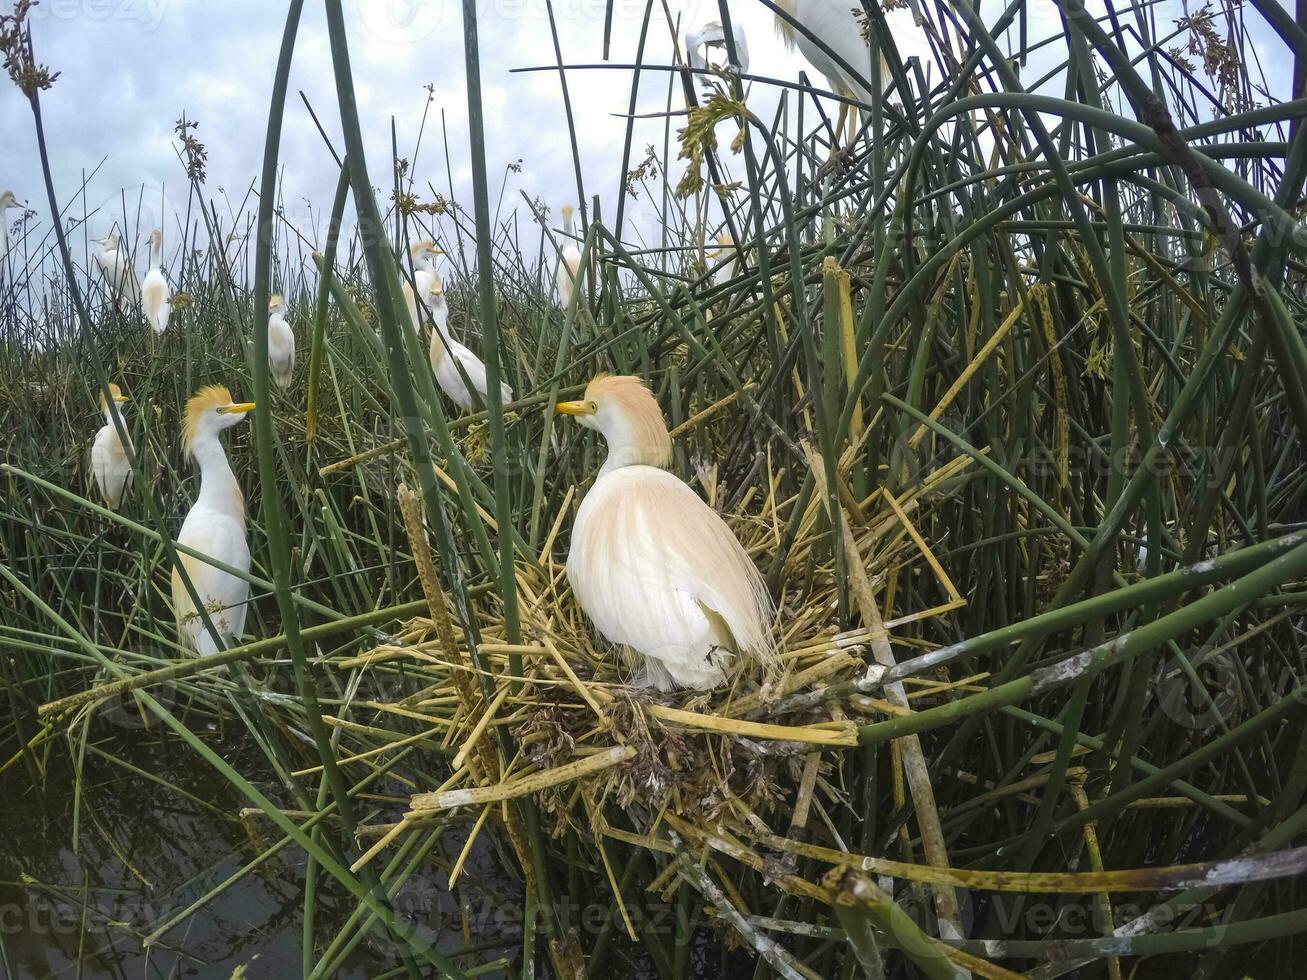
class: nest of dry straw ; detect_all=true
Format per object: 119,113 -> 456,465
344,440 -> 979,943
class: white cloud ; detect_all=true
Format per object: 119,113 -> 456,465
0,0 -> 1295,279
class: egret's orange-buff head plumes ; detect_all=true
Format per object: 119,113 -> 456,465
149,228 -> 162,248
182,384 -> 254,455
269,293 -> 284,312
0,190 -> 16,209
410,239 -> 442,259
557,374 -> 671,473
183,385 -> 232,451
98,382 -> 128,413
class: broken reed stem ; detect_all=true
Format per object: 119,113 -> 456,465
397,483 -> 493,778
802,442 -> 965,940
395,482 -> 539,911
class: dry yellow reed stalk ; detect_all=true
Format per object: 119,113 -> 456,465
408,744 -> 637,811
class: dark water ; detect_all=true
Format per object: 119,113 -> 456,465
0,729 -> 750,979
0,731 -> 518,979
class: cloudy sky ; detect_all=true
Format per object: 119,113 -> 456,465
0,0 -> 1295,272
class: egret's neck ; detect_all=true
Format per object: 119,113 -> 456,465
428,307 -> 451,365
596,417 -> 671,477
191,434 -> 245,521
431,300 -> 450,338
102,406 -> 129,444
149,239 -> 161,268
563,213 -> 576,238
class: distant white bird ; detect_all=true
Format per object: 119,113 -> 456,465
172,385 -> 254,656
557,375 -> 775,690
0,190 -> 21,266
90,382 -> 132,510
685,20 -> 750,77
93,230 -> 141,316
401,239 -> 443,332
707,234 -> 737,286
427,273 -> 513,411
555,206 -> 583,310
141,228 -> 171,335
267,293 -> 295,388
774,0 -> 891,156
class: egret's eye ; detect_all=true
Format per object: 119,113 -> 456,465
587,401 -> 598,412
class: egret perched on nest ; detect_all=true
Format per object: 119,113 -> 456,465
93,230 -> 141,315
90,383 -> 132,510
774,0 -> 891,158
0,190 -> 21,265
402,239 -> 443,331
141,229 -> 170,335
172,385 -> 254,656
555,206 -> 582,310
557,375 -> 775,690
428,273 -> 513,411
267,294 -> 295,388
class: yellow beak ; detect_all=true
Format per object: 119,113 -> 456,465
218,402 -> 256,414
114,395 -> 129,404
555,400 -> 595,417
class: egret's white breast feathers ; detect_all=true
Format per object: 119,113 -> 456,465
141,271 -> 169,334
268,307 -> 295,388
566,466 -> 775,690
773,0 -> 890,103
90,383 -> 132,510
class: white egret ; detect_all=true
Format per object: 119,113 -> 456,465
555,206 -> 583,310
557,375 -> 775,690
90,383 -> 132,510
774,0 -> 891,156
141,228 -> 171,335
0,190 -> 20,265
685,20 -> 749,77
427,273 -> 513,411
707,234 -> 737,286
93,230 -> 141,315
171,385 -> 254,656
267,294 -> 295,388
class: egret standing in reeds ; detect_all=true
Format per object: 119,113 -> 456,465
93,230 -> 141,315
141,229 -> 170,335
90,383 -> 132,510
557,375 -> 775,690
267,294 -> 295,388
428,273 -> 513,411
172,385 -> 254,656
555,206 -> 582,309
0,190 -> 20,265
774,0 -> 890,158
